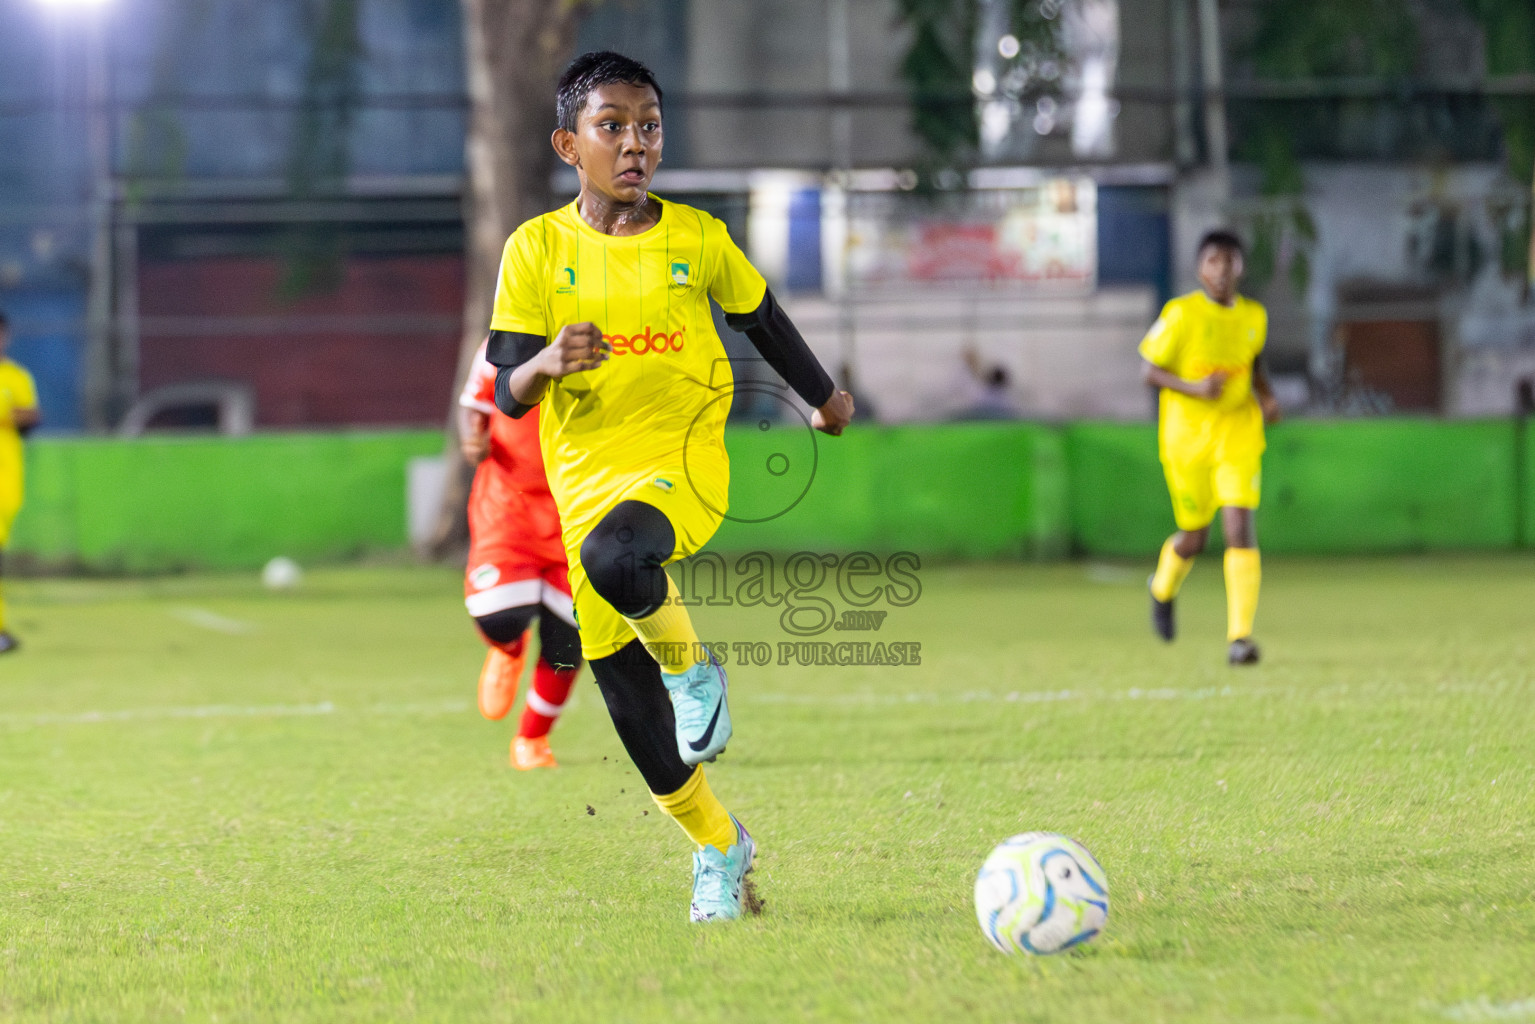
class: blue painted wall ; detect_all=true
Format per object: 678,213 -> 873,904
2,290 -> 85,432
1096,185 -> 1171,305
786,189 -> 823,293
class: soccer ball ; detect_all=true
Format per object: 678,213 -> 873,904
974,832 -> 1108,954
261,556 -> 303,591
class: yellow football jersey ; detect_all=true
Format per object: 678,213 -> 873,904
489,196 -> 767,533
0,358 -> 38,526
1138,291 -> 1267,463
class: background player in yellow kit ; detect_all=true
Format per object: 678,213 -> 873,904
486,53 -> 853,921
1141,231 -> 1280,665
0,310 -> 41,654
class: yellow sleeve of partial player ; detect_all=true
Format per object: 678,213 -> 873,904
1,363 -> 37,411
489,221 -> 550,335
1137,300 -> 1184,370
706,217 -> 767,315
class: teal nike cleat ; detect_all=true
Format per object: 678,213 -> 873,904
690,815 -> 757,922
662,653 -> 731,765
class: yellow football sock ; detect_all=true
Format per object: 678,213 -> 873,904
652,766 -> 736,852
1150,537 -> 1195,602
625,574 -> 705,674
1224,547 -> 1261,641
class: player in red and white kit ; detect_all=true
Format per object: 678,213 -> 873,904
458,341 -> 582,770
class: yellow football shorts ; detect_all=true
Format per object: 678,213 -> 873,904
1162,454 -> 1262,532
564,460 -> 727,662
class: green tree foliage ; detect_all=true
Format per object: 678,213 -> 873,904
283,0 -> 365,297
1463,0 -> 1534,283
895,0 -> 979,162
1248,0 -> 1419,79
894,0 -> 1067,173
1243,0 -> 1419,194
1239,0 -> 1419,293
1243,0 -> 1535,288
1465,0 -> 1534,182
123,1 -> 215,206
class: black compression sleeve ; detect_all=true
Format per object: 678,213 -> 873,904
724,288 -> 836,408
486,329 -> 546,419
493,367 -> 534,419
486,330 -> 545,368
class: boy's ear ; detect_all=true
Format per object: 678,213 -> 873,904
551,128 -> 580,168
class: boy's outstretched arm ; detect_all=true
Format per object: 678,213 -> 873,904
726,288 -> 853,435
457,406 -> 491,463
1142,358 -> 1227,401
1251,355 -> 1282,424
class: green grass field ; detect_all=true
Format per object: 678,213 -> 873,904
3,555 -> 1534,1023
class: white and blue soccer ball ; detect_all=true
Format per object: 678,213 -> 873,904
974,832 -> 1109,955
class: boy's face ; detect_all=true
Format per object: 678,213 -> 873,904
1197,244 -> 1243,304
552,82 -> 663,206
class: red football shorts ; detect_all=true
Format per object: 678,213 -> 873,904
464,483 -> 573,625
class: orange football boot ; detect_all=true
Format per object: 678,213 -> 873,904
512,735 -> 558,770
477,640 -> 527,720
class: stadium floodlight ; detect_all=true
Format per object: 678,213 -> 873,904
33,0 -> 116,428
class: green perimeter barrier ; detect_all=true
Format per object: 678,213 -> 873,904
1521,418 -> 1534,548
712,421 -> 1068,558
5,419 -> 1527,571
11,431 -> 442,572
1063,423 -> 1168,557
1065,419 -> 1520,556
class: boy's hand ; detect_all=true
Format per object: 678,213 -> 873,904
459,411 -> 491,463
1259,391 -> 1282,425
538,322 -> 610,378
1192,371 -> 1228,400
812,389 -> 854,436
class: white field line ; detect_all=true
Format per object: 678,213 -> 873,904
168,607 -> 258,635
748,686 -> 1240,705
0,699 -> 473,729
1441,997 -> 1535,1022
3,702 -> 338,726
1083,563 -> 1141,585
2,677 -> 1520,731
0,687 -> 1230,730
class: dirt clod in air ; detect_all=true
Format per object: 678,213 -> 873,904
742,879 -> 765,917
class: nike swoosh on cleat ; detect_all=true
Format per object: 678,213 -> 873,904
687,699 -> 723,753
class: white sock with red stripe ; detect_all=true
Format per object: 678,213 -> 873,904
517,659 -> 580,739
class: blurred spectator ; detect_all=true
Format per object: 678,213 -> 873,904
951,346 -> 1021,421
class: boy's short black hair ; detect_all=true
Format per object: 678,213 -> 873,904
556,51 -> 663,133
1197,229 -> 1245,258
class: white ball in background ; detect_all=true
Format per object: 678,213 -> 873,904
261,556 -> 303,591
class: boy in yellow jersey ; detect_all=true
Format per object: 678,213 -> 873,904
1141,231 -> 1280,665
0,310 -> 41,654
485,52 -> 854,921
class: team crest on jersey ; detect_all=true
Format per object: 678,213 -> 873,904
556,267 -> 576,295
653,477 -> 676,493
669,259 -> 691,293
470,563 -> 501,591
